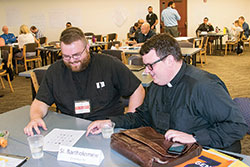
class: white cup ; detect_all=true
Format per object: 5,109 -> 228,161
101,122 -> 115,139
27,135 -> 44,159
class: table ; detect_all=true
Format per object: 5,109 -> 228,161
175,37 -> 194,42
181,47 -> 201,66
0,105 -> 138,167
1,105 -> 250,166
120,46 -> 201,66
199,32 -> 227,52
37,47 -> 61,65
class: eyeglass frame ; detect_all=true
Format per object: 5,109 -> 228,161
62,46 -> 87,61
144,55 -> 168,71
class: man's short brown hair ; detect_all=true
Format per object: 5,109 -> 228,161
140,33 -> 182,61
60,27 -> 87,45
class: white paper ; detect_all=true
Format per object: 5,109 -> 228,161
44,128 -> 85,152
0,155 -> 26,167
57,145 -> 104,166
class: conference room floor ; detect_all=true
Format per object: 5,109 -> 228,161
1,46 -> 250,155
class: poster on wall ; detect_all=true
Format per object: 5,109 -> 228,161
112,7 -> 128,27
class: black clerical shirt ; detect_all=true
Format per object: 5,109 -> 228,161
110,62 -> 247,152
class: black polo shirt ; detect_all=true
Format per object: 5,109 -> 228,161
146,13 -> 158,29
36,53 -> 141,121
135,30 -> 156,43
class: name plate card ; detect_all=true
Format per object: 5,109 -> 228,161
57,146 -> 104,166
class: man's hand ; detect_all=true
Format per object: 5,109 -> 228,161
24,118 -> 47,136
165,129 -> 196,143
151,25 -> 154,30
86,120 -> 112,136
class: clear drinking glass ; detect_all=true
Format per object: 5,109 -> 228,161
27,135 -> 44,159
101,122 -> 115,139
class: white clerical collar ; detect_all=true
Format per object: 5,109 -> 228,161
167,82 -> 173,88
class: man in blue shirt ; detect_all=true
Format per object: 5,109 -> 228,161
161,1 -> 181,37
1,26 -> 16,44
239,16 -> 249,39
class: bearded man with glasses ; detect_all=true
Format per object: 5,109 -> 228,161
24,27 -> 145,136
87,33 -> 247,153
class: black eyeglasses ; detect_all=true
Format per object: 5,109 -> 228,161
62,47 -> 87,61
144,55 -> 168,71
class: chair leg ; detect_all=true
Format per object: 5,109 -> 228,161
204,52 -> 207,64
25,61 -> 28,71
0,77 -> 5,89
225,44 -> 228,55
209,43 -> 212,55
15,59 -> 18,74
6,74 -> 14,93
199,53 -> 203,67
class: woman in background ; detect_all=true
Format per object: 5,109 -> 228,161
18,24 -> 35,49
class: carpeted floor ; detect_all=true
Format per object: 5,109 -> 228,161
0,46 -> 250,154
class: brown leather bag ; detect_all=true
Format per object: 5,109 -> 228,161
110,127 -> 202,167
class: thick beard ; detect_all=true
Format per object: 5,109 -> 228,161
64,52 -> 91,72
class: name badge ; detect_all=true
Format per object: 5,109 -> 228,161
57,145 -> 104,166
75,100 -> 90,114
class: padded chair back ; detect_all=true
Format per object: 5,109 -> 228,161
84,32 -> 94,37
30,69 -> 46,94
1,45 -> 13,68
102,50 -> 123,61
106,33 -> 117,42
94,35 -> 103,42
128,55 -> 143,66
39,37 -> 47,45
233,98 -> 250,134
24,43 -> 39,52
48,41 -> 60,46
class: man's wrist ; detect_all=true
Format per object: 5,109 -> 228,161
192,133 -> 198,142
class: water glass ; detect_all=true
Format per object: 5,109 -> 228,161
101,122 -> 115,139
27,135 -> 44,159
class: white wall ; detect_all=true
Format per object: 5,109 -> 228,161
1,0 -> 250,42
187,0 -> 250,37
0,0 -> 159,42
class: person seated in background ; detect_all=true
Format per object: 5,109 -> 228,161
238,16 -> 249,39
0,37 -> 5,47
14,25 -> 35,59
24,27 -> 145,136
87,33 -> 248,154
128,23 -> 139,40
127,23 -> 156,46
30,26 -> 44,40
66,22 -> 72,29
134,19 -> 145,38
0,26 -> 16,44
196,17 -> 214,36
17,25 -> 35,49
229,20 -> 243,41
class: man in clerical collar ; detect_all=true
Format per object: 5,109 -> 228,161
87,33 -> 248,154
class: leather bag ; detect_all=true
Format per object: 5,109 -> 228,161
110,127 -> 202,167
